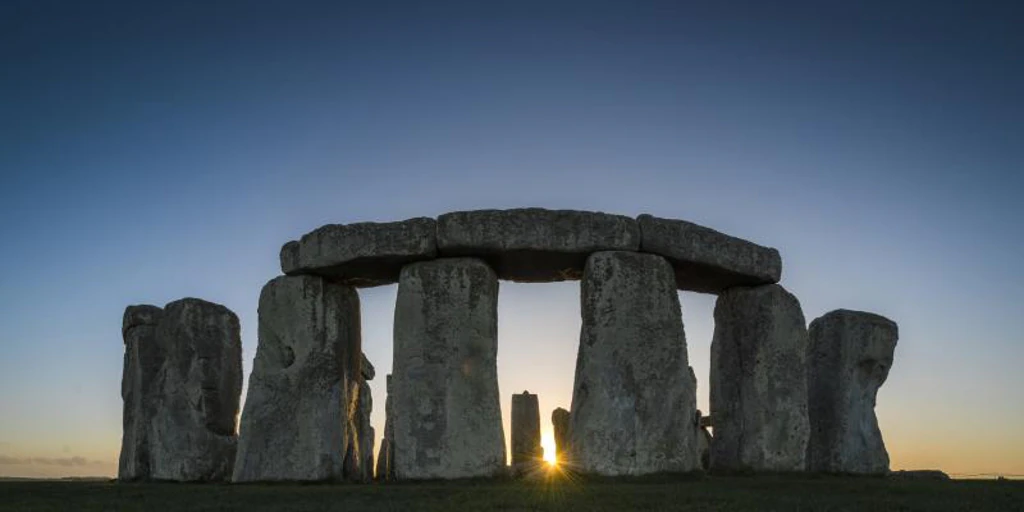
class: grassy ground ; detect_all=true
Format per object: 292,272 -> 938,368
1,474 -> 1021,511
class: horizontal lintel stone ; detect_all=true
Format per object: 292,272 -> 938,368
280,217 -> 437,287
436,208 -> 639,282
637,214 -> 782,293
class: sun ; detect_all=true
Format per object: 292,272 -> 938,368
541,432 -> 558,466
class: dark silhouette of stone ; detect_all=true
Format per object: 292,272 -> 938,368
511,391 -> 543,473
551,408 -> 570,465
436,208 -> 639,282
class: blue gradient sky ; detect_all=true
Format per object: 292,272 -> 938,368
1,1 -> 1022,478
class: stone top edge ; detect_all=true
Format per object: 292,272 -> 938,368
811,309 -> 898,330
637,213 -> 780,254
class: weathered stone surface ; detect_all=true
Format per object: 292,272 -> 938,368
140,298 -> 242,481
551,408 -> 570,465
569,251 -> 698,476
807,309 -> 898,475
511,391 -> 543,472
233,276 -> 361,482
281,217 -> 437,286
344,377 -> 374,482
376,374 -> 395,481
696,410 -> 712,471
436,208 -> 639,282
392,258 -> 506,479
710,284 -> 809,472
637,214 -> 782,294
118,305 -> 164,481
361,353 -> 375,381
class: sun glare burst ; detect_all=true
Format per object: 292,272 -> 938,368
541,432 -> 558,466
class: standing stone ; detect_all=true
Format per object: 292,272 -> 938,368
147,298 -> 242,481
511,391 -> 543,472
392,258 -> 506,480
710,284 -> 809,472
233,276 -> 361,482
118,305 -> 164,481
551,408 -> 570,465
696,410 -> 712,471
569,251 -> 698,476
344,356 -> 375,482
376,374 -> 395,481
807,310 -> 898,474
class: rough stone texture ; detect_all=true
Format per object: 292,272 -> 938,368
710,284 -> 809,472
133,298 -> 242,481
118,305 -> 164,481
569,251 -> 698,476
344,378 -> 374,482
807,309 -> 898,475
436,208 -> 639,282
281,217 -> 437,287
232,276 -> 361,482
392,258 -> 506,480
696,410 -> 712,471
511,392 -> 543,472
551,408 -> 570,465
376,374 -> 395,481
637,214 -> 782,294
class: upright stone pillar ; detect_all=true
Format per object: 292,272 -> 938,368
710,284 -> 809,472
551,408 -> 570,465
345,355 -> 376,482
511,391 -> 543,473
148,299 -> 242,481
569,251 -> 698,476
233,276 -> 361,482
118,305 -> 164,481
392,258 -> 506,479
807,310 -> 898,474
376,374 -> 395,481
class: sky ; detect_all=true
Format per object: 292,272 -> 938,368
1,0 -> 1022,479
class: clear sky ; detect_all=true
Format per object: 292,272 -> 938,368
1,0 -> 1022,479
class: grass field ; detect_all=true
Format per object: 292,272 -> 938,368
1,474 -> 1021,511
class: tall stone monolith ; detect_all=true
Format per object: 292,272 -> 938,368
511,391 -> 543,473
710,284 -> 809,472
392,258 -> 506,480
807,309 -> 898,474
569,251 -> 698,476
118,305 -> 164,481
119,299 -> 242,482
232,276 -> 361,482
551,408 -> 570,465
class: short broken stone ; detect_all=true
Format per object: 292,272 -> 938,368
436,208 -> 639,282
551,408 -> 570,465
511,391 -> 543,472
637,214 -> 782,293
281,217 -> 437,286
807,309 -> 898,475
